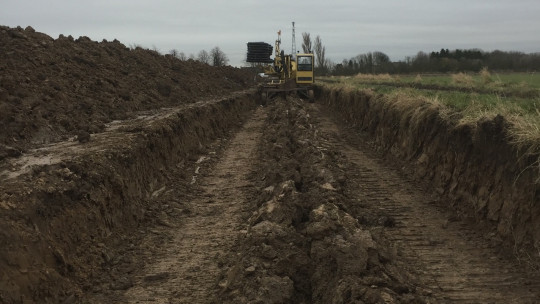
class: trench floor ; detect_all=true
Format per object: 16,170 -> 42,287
91,99 -> 540,303
117,106 -> 267,303
308,102 -> 540,303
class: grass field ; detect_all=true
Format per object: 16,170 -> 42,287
318,72 -> 540,166
397,72 -> 540,89
319,71 -> 540,115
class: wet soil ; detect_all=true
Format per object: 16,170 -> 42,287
2,25 -> 540,304
310,103 -> 540,303
0,25 -> 255,158
119,106 -> 266,303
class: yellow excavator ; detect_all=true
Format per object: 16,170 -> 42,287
247,30 -> 314,101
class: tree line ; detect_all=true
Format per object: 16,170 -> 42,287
169,46 -> 229,67
296,33 -> 540,75
332,48 -> 540,75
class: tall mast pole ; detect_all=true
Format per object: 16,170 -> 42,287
291,21 -> 296,57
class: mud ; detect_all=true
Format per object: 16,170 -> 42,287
316,85 -> 540,271
0,91 -> 257,303
218,99 -> 428,303
2,24 -> 540,304
0,25 -> 254,157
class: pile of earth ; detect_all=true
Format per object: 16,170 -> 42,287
218,98 -> 428,303
0,92 -> 257,303
0,25 -> 256,159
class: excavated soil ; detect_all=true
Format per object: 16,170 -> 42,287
0,25 -> 255,158
316,86 -> 540,264
2,25 -> 540,304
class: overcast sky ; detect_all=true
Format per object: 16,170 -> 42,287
2,0 -> 539,66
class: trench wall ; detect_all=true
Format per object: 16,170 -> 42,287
0,91 -> 257,303
316,85 -> 540,257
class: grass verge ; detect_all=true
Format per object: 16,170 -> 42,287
318,74 -> 540,182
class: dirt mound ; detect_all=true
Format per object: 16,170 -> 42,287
0,25 -> 255,158
218,98 -> 427,303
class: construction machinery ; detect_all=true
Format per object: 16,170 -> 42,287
247,29 -> 315,101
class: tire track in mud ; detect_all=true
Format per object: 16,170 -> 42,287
309,103 -> 540,303
122,106 -> 266,303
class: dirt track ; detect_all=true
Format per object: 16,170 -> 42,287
93,97 -> 538,303
119,107 -> 266,303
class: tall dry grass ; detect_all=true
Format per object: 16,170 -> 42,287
354,73 -> 396,82
452,73 -> 475,87
320,81 -> 540,182
480,67 -> 493,84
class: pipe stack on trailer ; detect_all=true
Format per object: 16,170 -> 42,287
246,42 -> 273,63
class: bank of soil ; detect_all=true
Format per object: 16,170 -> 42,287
0,25 -> 255,158
316,85 -> 540,265
310,102 -> 540,303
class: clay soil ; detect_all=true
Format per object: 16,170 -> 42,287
0,25 -> 254,159
1,26 -> 540,303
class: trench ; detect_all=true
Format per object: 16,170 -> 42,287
0,91 -> 258,303
310,102 -> 540,303
117,106 -> 267,303
2,86 -> 540,303
315,85 -> 540,258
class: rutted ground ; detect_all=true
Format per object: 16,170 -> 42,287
118,106 -> 266,303
0,92 -> 256,303
316,86 -> 540,262
218,98 -> 429,303
2,25 -> 540,304
310,102 -> 540,303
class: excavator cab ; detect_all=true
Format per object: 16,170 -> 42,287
296,54 -> 314,85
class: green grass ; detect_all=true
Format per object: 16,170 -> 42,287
325,71 -> 540,98
318,74 -> 540,165
395,72 -> 540,88
319,73 -> 540,114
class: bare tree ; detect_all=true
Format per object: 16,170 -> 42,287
210,46 -> 229,66
197,50 -> 210,64
301,32 -> 312,53
314,35 -> 326,71
170,49 -> 187,60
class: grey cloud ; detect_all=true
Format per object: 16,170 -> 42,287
2,0 -> 539,66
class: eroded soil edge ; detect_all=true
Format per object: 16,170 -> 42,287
0,92 -> 256,303
316,85 -> 540,263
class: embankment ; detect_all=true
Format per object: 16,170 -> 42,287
0,91 -> 256,303
315,85 -> 540,261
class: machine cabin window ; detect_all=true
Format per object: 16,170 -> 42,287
297,56 -> 313,71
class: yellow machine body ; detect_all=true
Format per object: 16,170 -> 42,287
255,30 -> 315,101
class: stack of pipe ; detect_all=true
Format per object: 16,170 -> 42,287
246,42 -> 273,63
